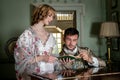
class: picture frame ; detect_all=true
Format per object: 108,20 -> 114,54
111,11 -> 119,22
112,38 -> 119,51
111,0 -> 118,9
111,11 -> 119,51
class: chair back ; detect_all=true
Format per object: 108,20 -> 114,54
5,37 -> 18,63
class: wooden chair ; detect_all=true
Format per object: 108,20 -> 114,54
5,37 -> 18,63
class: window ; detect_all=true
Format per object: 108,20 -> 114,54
45,26 -> 63,53
56,11 -> 76,30
53,33 -> 62,52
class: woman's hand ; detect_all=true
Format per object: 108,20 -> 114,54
37,55 -> 49,62
48,56 -> 57,63
38,55 -> 57,63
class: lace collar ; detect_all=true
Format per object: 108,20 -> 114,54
63,44 -> 78,55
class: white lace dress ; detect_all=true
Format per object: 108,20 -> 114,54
14,27 -> 58,80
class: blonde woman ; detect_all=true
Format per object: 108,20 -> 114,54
14,4 -> 58,80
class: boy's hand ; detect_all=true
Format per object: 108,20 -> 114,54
79,50 -> 93,63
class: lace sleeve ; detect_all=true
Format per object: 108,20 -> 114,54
14,30 -> 36,74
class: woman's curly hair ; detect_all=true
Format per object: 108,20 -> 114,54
31,4 -> 56,25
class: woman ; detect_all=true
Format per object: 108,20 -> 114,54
14,4 -> 58,80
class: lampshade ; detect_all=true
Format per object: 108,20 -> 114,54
100,22 -> 120,38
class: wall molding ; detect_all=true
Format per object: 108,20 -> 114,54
33,0 -> 82,4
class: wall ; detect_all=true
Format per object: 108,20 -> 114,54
81,0 -> 106,58
0,0 -> 31,59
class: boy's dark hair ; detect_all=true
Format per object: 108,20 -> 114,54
64,28 -> 79,38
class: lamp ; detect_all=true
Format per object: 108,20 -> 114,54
100,22 -> 119,63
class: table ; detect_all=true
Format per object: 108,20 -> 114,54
30,62 -> 120,80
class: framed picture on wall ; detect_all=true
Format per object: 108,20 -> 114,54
112,38 -> 119,51
111,0 -> 118,9
111,11 -> 119,22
